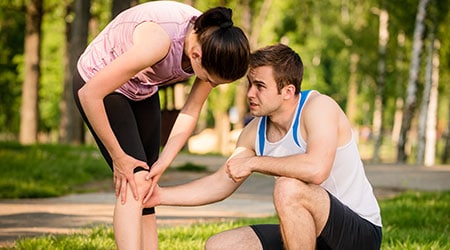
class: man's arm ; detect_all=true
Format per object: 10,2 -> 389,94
227,94 -> 350,185
145,120 -> 258,207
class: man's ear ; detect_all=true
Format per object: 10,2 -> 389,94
283,84 -> 296,99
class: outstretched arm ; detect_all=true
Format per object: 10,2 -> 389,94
144,121 -> 258,207
144,148 -> 253,207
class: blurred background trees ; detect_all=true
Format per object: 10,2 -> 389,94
0,0 -> 448,165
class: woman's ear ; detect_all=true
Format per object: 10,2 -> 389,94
191,44 -> 202,59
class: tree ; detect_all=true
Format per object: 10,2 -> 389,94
59,0 -> 91,144
423,38 -> 439,166
0,2 -> 25,137
397,0 -> 430,162
19,0 -> 43,144
372,5 -> 389,163
112,0 -> 138,19
238,0 -> 273,130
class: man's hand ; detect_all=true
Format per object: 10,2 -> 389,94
225,156 -> 253,183
113,153 -> 149,204
142,184 -> 162,208
142,159 -> 168,203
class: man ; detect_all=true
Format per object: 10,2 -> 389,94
144,43 -> 382,249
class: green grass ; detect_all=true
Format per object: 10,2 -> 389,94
1,143 -> 449,249
5,191 -> 449,250
379,191 -> 450,249
0,142 -> 111,198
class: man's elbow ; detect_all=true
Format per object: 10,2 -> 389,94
309,168 -> 330,185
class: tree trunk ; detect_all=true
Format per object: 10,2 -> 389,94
397,0 -> 430,163
417,26 -> 435,164
213,110 -> 231,155
217,84 -> 231,155
59,0 -> 91,144
234,0 -> 273,130
424,39 -> 439,166
345,53 -> 359,126
391,32 -> 406,146
372,7 -> 389,163
19,0 -> 43,145
442,108 -> 450,164
112,0 -> 136,19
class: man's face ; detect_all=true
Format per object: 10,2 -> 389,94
246,66 -> 283,117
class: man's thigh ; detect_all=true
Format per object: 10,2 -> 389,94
318,192 -> 382,250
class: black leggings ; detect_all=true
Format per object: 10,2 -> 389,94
72,70 -> 160,215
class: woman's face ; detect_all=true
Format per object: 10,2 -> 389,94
192,62 -> 228,87
188,41 -> 229,87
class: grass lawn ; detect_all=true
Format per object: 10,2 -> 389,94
0,142 -> 111,198
1,143 -> 449,249
7,191 -> 449,250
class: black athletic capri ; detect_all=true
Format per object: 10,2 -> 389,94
250,191 -> 382,250
73,70 -> 160,215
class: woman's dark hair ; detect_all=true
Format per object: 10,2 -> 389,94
194,7 -> 250,81
250,43 -> 304,94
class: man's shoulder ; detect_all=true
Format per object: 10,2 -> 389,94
236,117 -> 260,149
304,91 -> 338,110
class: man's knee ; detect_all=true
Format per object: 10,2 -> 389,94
273,177 -> 326,210
205,226 -> 262,250
205,233 -> 221,250
273,177 -> 307,206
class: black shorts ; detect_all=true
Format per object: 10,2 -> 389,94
250,192 -> 382,250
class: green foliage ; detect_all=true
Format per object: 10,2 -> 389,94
0,0 -> 448,164
0,3 -> 25,134
39,1 -> 66,132
8,192 -> 449,249
0,143 -> 110,198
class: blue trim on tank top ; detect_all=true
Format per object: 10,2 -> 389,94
293,90 -> 311,147
258,90 -> 311,155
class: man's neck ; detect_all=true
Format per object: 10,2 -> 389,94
266,95 -> 300,141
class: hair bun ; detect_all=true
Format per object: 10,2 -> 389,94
220,21 -> 233,29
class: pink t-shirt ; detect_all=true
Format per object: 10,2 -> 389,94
77,1 -> 201,101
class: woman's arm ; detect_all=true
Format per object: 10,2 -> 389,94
144,77 -> 213,196
77,22 -> 171,202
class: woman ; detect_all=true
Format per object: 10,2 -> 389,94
73,1 -> 250,249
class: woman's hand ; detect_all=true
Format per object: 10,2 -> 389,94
113,153 -> 150,204
142,159 -> 167,203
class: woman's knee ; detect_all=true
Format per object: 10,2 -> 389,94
134,171 -> 151,199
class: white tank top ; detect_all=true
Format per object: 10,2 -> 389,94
255,90 -> 382,227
